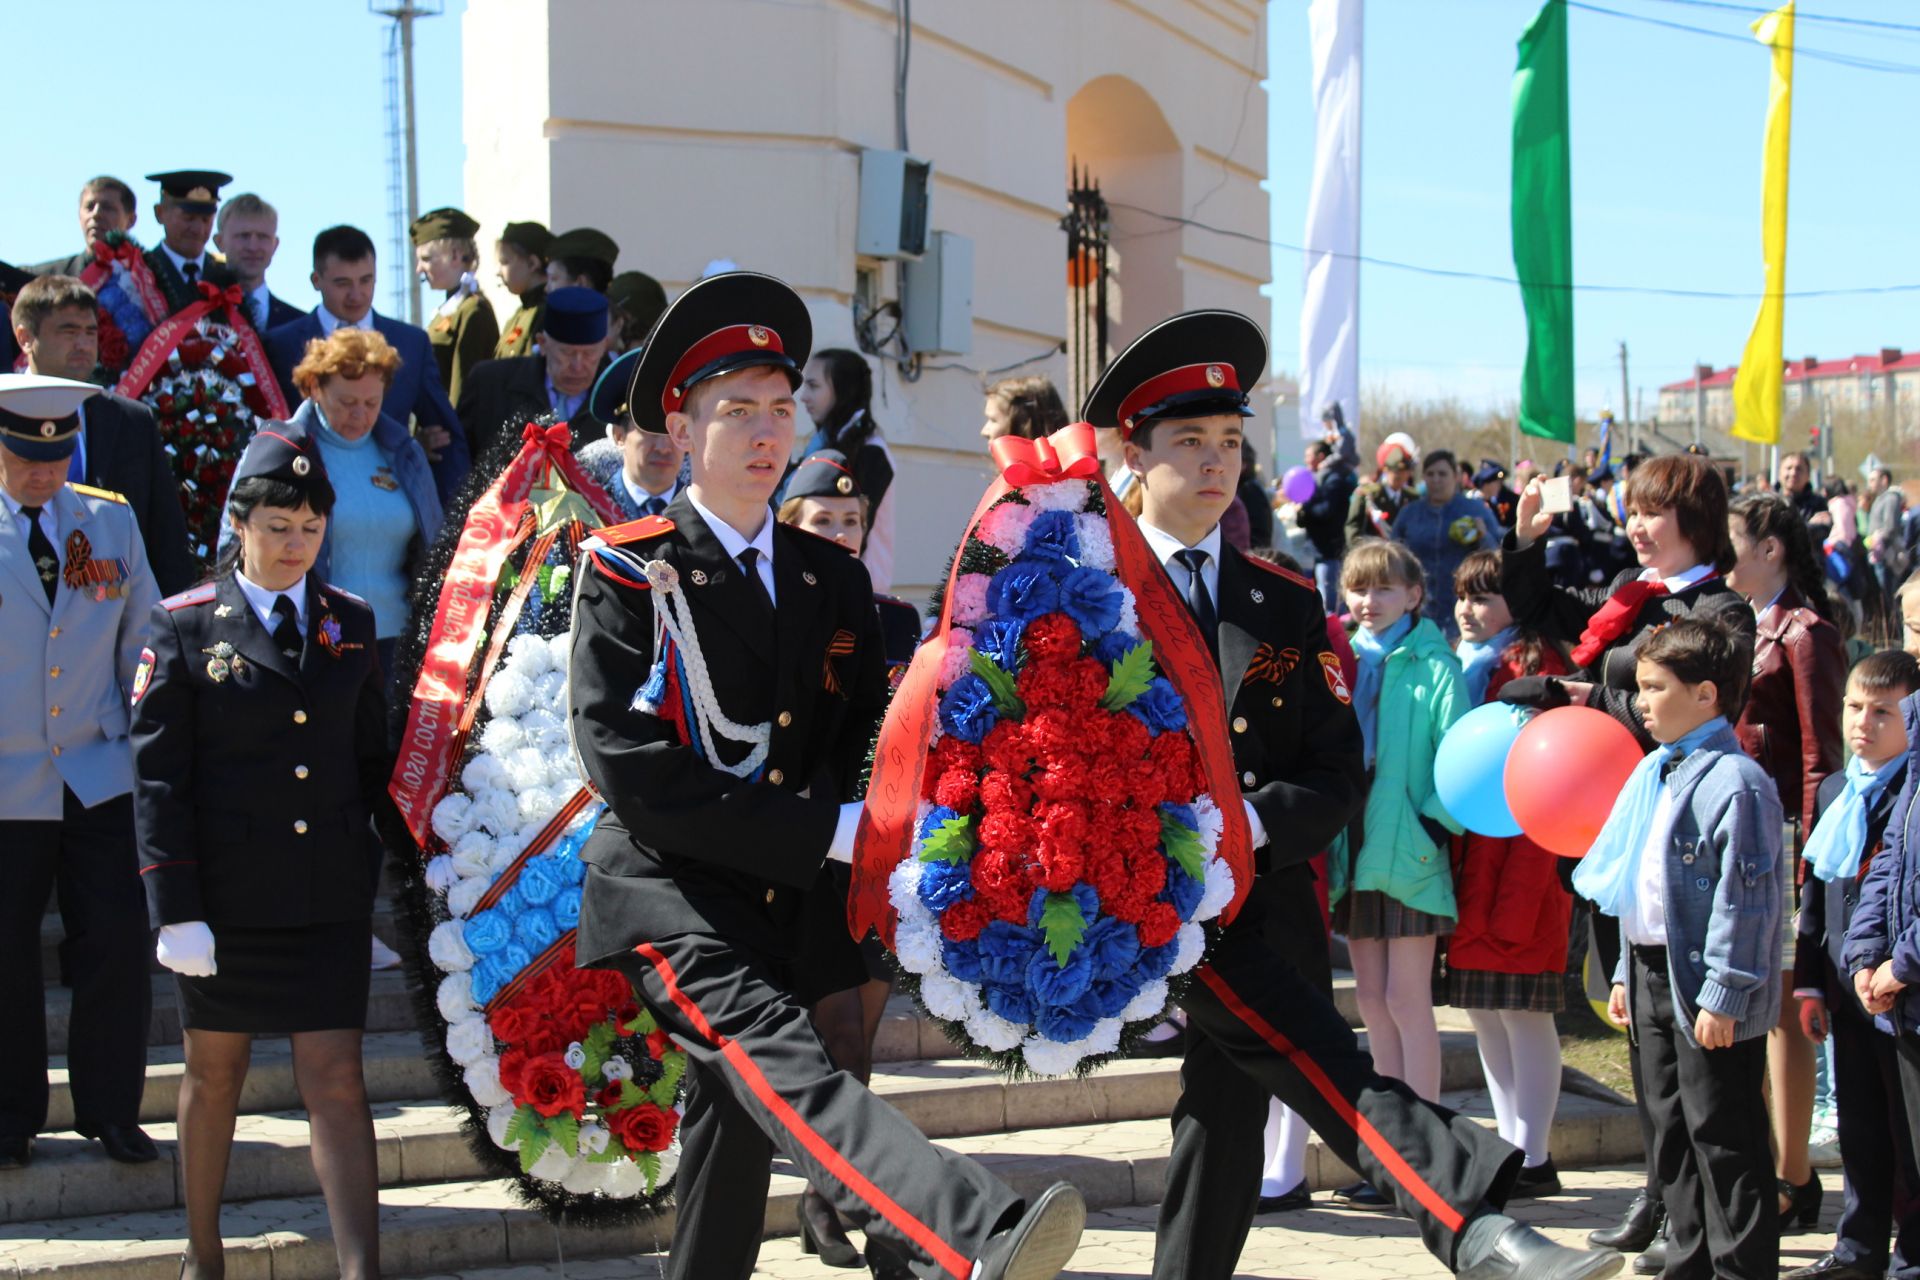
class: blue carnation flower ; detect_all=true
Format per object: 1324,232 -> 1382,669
917,806 -> 960,842
500,941 -> 533,976
1089,975 -> 1143,1019
1022,510 -> 1081,564
1092,631 -> 1135,668
1035,1004 -> 1100,1044
1161,802 -> 1197,830
1056,565 -> 1122,639
988,561 -> 1060,622
918,859 -> 975,912
978,921 -> 1040,987
1081,915 -> 1142,981
517,856 -> 568,906
938,675 -> 999,743
1135,941 -> 1178,983
1127,677 -> 1188,736
985,983 -> 1035,1026
1162,866 -> 1205,920
552,888 -> 582,929
1027,882 -> 1100,929
464,909 -> 512,957
1026,945 -> 1094,1007
560,854 -> 588,885
943,939 -> 986,984
513,905 -> 557,950
468,955 -> 511,1006
973,619 -> 1025,673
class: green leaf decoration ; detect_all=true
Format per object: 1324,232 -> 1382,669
581,1022 -> 617,1084
587,1139 -> 627,1164
918,813 -> 976,865
646,1052 -> 688,1108
636,1148 -> 663,1192
1100,641 -> 1156,711
1161,808 -> 1207,884
968,648 -> 1027,717
548,1111 -> 580,1158
502,1104 -> 539,1150
1038,890 -> 1087,967
615,1079 -> 646,1111
623,1007 -> 657,1037
518,1126 -> 552,1173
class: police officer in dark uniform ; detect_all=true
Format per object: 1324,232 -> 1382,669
1083,311 -> 1621,1280
131,423 -> 388,1280
141,171 -> 235,315
0,373 -> 161,1171
567,271 -> 1084,1280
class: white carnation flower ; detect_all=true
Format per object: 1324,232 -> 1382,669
484,668 -> 535,720
450,830 -> 496,879
547,631 -> 572,668
600,1152 -> 651,1197
1170,922 -> 1206,975
504,746 -> 553,793
470,788 -> 523,838
528,1143 -> 577,1182
560,1158 -> 610,1196
893,918 -> 943,977
1023,479 -> 1091,513
445,1013 -> 494,1065
531,669 -> 567,710
1085,1017 -> 1123,1057
487,1101 -> 520,1149
888,858 -> 926,919
518,784 -> 562,823
446,877 -> 489,919
428,920 -> 474,971
651,1141 -> 680,1188
465,1057 -> 510,1108
964,1005 -> 1028,1052
506,632 -> 555,677
423,855 -> 460,894
1074,514 -> 1116,570
430,793 -> 476,844
1195,856 -> 1236,923
1115,588 -> 1140,640
436,971 -> 474,1022
918,971 -> 981,1023
1020,1035 -> 1087,1077
1120,979 -> 1170,1022
462,754 -> 506,794
1191,793 -> 1224,856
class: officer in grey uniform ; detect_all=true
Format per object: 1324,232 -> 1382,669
0,373 -> 161,1170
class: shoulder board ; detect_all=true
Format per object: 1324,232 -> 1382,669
69,482 -> 128,505
583,542 -> 652,590
786,524 -> 856,555
1242,555 -> 1315,594
591,515 -> 675,546
323,584 -> 371,609
160,584 -> 217,612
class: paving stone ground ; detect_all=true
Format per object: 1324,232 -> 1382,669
411,1165 -> 1849,1279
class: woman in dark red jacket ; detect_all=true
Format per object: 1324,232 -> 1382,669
1727,490 -> 1847,1230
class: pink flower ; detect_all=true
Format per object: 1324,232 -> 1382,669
976,503 -> 1036,557
951,575 -> 991,626
938,631 -> 975,690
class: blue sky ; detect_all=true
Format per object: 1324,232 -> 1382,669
4,0 -> 1914,424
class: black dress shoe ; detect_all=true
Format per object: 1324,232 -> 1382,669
1588,1191 -> 1662,1251
1782,1253 -> 1884,1280
1331,1180 -> 1392,1209
0,1136 -> 32,1170
1256,1180 -> 1313,1214
1630,1228 -> 1665,1276
974,1181 -> 1085,1280
1455,1221 -> 1624,1280
1510,1158 -> 1563,1199
79,1124 -> 159,1164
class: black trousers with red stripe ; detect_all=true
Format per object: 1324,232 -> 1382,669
1152,913 -> 1520,1278
610,932 -> 1019,1280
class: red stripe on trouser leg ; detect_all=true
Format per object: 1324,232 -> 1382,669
1196,963 -> 1467,1234
633,944 -> 975,1280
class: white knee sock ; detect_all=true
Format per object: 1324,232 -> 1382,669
1260,1097 -> 1310,1194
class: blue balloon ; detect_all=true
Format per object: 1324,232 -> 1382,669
1434,701 -> 1525,837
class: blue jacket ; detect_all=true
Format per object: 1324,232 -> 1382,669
1612,723 -> 1785,1047
264,310 -> 469,501
1844,693 -> 1920,1033
1391,494 -> 1498,636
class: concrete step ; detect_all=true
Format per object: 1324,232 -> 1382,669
0,1090 -> 1642,1280
38,908 -> 404,982
19,1033 -> 1506,1223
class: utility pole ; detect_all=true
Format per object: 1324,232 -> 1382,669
1617,341 -> 1631,450
1693,360 -> 1707,448
371,0 -> 442,326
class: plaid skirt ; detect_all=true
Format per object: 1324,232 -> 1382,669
1447,967 -> 1566,1013
1338,890 -> 1454,940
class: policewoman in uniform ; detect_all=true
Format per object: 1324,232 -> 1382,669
0,374 -> 160,1172
1083,313 -> 1621,1280
131,423 -> 388,1280
568,272 -> 1083,1280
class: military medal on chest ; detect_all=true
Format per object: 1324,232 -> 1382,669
201,640 -> 247,682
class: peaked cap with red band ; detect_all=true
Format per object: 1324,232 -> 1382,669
231,419 -> 328,489
1079,309 -> 1266,439
624,271 -> 812,434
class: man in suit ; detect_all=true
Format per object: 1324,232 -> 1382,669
140,171 -> 233,316
10,277 -> 196,594
569,272 -> 1085,1280
28,176 -> 141,280
491,221 -> 551,359
1083,312 -> 1620,1280
0,373 -> 161,1171
264,224 -> 469,501
456,286 -> 611,462
213,194 -> 301,335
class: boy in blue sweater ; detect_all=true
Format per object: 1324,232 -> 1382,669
1575,617 -> 1784,1280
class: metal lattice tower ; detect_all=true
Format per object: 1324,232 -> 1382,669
371,0 -> 443,325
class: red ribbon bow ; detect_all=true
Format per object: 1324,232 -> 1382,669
89,238 -> 142,269
989,422 -> 1101,487
197,281 -> 246,312
522,421 -> 575,450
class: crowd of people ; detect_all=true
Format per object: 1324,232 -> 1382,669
7,170 -> 1920,1280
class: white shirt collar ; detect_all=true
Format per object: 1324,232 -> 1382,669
1639,562 -> 1713,593
2,488 -> 59,536
1138,518 -> 1223,603
234,569 -> 308,633
318,306 -> 373,336
688,492 -> 775,565
159,241 -> 205,277
622,471 -> 679,511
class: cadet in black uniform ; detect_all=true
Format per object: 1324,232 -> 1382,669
567,272 -> 1083,1280
132,423 -> 389,1280
1082,311 -> 1621,1280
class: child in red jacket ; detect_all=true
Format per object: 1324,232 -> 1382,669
1449,550 -> 1575,1198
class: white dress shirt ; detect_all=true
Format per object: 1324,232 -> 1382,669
1643,562 -> 1713,593
234,569 -> 309,634
688,493 -> 777,605
1138,519 -> 1223,607
157,241 -> 207,282
623,473 -> 680,515
1623,786 -> 1677,948
318,307 -> 373,337
3,488 -> 60,543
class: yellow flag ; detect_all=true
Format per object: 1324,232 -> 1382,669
1732,1 -> 1795,445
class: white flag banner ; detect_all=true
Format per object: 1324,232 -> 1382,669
1300,0 -> 1363,440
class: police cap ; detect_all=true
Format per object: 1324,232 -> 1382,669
1080,310 -> 1263,439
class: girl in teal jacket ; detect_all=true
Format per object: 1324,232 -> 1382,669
1334,538 -> 1468,1106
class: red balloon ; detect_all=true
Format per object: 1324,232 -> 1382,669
1503,706 -> 1643,857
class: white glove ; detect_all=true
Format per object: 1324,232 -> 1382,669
1242,798 -> 1270,850
826,802 -> 865,865
157,922 -> 218,977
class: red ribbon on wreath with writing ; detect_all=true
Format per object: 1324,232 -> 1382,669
80,239 -> 170,330
114,282 -> 290,420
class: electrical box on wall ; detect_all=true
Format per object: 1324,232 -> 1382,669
857,150 -> 931,259
902,231 -> 973,356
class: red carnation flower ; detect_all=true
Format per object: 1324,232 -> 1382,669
1035,844 -> 1084,892
979,770 -> 1032,814
933,768 -> 980,812
497,1047 -> 530,1098
929,735 -> 984,778
518,1051 -> 588,1120
979,810 -> 1037,855
940,898 -> 989,941
982,721 -> 1033,777
1023,613 -> 1083,664
489,1003 -> 534,1046
970,846 -> 1027,896
1107,713 -> 1152,763
607,1101 -> 678,1153
1137,902 -> 1181,948
1032,756 -> 1091,803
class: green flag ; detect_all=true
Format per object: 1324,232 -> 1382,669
1512,0 -> 1575,443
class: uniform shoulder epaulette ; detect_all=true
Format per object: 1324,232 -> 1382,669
323,584 -> 371,609
581,540 -> 653,590
591,514 -> 675,546
69,482 -> 128,505
160,583 -> 216,612
1242,555 -> 1316,594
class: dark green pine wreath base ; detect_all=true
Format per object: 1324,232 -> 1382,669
381,412 -> 678,1223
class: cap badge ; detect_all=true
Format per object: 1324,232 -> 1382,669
292,456 -> 311,476
747,325 -> 772,348
39,422 -> 56,438
1250,588 -> 1265,604
690,569 -> 708,586
835,475 -> 854,495
1205,365 -> 1226,389
803,571 -> 818,586
186,186 -> 213,202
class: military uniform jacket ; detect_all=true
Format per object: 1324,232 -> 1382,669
0,485 -> 159,818
428,291 -> 500,408
131,575 -> 388,929
567,494 -> 889,991
494,286 -> 547,359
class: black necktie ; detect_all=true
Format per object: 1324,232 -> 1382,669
271,594 -> 303,661
737,547 -> 774,614
642,496 -> 667,518
252,296 -> 267,332
20,505 -> 57,604
182,261 -> 199,287
1174,548 -> 1218,657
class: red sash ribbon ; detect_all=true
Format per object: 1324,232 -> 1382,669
80,239 -> 170,329
114,282 -> 290,420
850,422 -> 1255,946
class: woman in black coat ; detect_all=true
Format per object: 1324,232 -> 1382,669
131,423 -> 389,1280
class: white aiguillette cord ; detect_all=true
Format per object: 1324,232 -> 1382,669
642,557 -> 771,778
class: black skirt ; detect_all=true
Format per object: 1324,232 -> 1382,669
176,918 -> 372,1033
